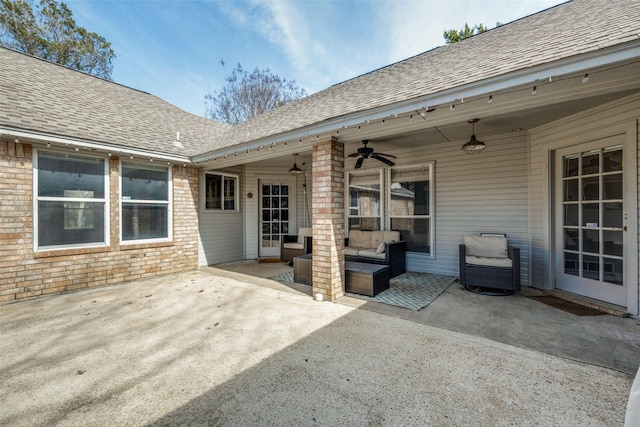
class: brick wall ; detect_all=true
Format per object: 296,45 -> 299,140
0,140 -> 199,303
311,138 -> 345,301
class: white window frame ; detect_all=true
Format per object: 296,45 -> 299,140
202,172 -> 240,212
387,163 -> 435,258
33,148 -> 110,251
120,161 -> 172,244
346,169 -> 384,233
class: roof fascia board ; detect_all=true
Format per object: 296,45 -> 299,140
0,127 -> 192,164
192,39 -> 640,163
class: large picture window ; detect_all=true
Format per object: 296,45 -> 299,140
204,173 -> 238,211
348,170 -> 382,230
35,151 -> 107,249
389,166 -> 433,255
121,162 -> 171,242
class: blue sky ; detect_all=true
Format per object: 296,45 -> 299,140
66,0 -> 564,117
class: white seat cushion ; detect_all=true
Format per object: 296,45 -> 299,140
464,236 -> 508,258
283,242 -> 304,250
348,230 -> 371,248
466,256 -> 513,268
297,228 -> 312,244
344,247 -> 363,256
357,249 -> 386,260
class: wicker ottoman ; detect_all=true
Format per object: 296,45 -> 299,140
293,254 -> 312,285
345,261 -> 390,297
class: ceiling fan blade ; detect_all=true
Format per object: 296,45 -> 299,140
347,152 -> 361,157
375,152 -> 398,159
354,157 -> 364,169
372,154 -> 395,166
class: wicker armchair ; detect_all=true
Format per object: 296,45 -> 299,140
459,235 -> 520,293
280,227 -> 312,263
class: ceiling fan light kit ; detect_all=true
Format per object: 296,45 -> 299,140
461,118 -> 487,154
348,140 -> 397,169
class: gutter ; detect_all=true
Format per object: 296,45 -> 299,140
0,127 -> 192,164
191,38 -> 640,164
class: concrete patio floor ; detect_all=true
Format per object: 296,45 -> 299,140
1,264 -> 638,426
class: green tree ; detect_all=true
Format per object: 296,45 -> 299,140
443,22 -> 501,44
205,63 -> 307,125
0,0 -> 115,79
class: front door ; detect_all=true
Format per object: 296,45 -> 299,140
259,181 -> 290,258
554,136 -> 628,306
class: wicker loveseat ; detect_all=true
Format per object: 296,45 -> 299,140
459,235 -> 520,293
280,227 -> 312,263
344,230 -> 406,278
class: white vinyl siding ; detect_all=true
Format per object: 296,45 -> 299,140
244,161 -> 307,260
198,167 -> 244,266
421,133 -> 529,278
344,132 -> 530,281
529,92 -> 639,315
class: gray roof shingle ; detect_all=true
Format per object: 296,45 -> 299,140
202,0 -> 640,152
1,0 -> 639,158
0,48 -> 230,157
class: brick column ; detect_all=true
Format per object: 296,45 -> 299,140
311,138 -> 345,301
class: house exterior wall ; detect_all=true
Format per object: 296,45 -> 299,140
243,162 -> 309,260
197,166 -> 244,267
528,93 -> 639,313
0,141 -> 199,303
349,132 -> 530,282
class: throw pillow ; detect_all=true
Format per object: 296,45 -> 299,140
376,242 -> 386,254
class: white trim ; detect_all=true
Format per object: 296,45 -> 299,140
3,127 -> 191,164
623,120 -> 638,316
346,168 -> 384,235
192,41 -> 640,163
119,160 -> 173,244
544,121 -> 638,314
257,177 -> 296,258
201,171 -> 240,212
387,162 -> 435,259
33,148 -> 110,251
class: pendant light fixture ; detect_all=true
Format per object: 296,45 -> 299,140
461,118 -> 486,154
288,153 -> 303,174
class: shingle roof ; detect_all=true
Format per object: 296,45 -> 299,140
0,47 -> 230,157
201,0 -> 640,152
1,0 -> 639,159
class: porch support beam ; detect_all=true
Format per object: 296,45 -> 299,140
311,138 -> 345,301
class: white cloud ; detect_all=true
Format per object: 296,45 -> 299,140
382,0 -> 564,63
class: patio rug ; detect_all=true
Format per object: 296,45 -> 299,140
270,271 -> 455,311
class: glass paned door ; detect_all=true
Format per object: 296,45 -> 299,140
555,138 -> 626,306
259,182 -> 290,257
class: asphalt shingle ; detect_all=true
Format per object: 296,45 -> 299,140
0,48 -> 230,157
1,0 -> 638,158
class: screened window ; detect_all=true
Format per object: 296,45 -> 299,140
205,173 -> 238,211
121,162 -> 170,242
348,170 -> 381,231
35,151 -> 107,249
389,166 -> 433,255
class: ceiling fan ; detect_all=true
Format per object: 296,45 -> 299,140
347,140 -> 397,169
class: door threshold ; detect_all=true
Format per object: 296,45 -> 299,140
546,289 -> 629,317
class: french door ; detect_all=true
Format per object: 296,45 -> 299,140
554,136 -> 628,306
258,181 -> 290,258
